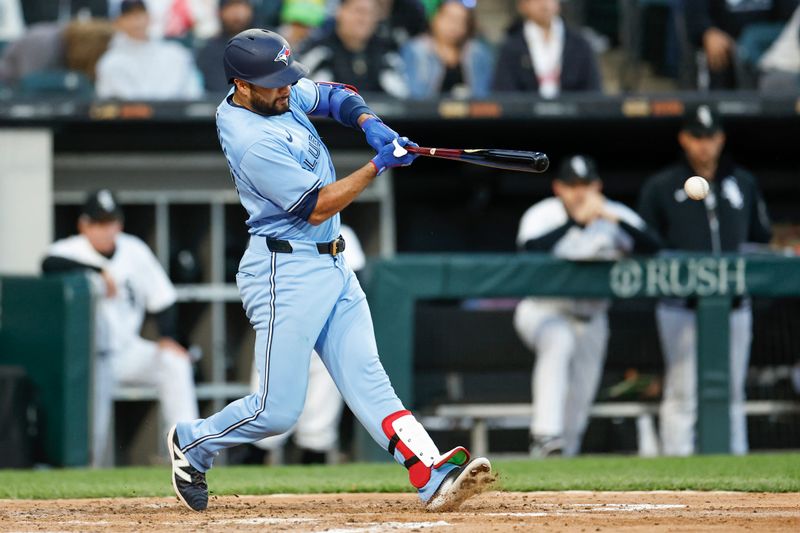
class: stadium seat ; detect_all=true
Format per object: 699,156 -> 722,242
19,70 -> 94,97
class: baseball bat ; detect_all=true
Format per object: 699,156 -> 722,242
405,146 -> 550,174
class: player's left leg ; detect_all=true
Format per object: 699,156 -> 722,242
729,304 -> 753,455
156,343 -> 199,431
315,264 -> 493,511
656,304 -> 697,456
111,336 -> 199,433
561,313 -> 609,456
91,353 -> 114,467
251,351 -> 343,462
513,299 -> 574,455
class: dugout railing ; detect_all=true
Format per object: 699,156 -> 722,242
359,253 -> 800,460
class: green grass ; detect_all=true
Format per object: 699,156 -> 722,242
0,453 -> 798,499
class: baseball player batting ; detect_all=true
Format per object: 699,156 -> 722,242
167,29 -> 492,512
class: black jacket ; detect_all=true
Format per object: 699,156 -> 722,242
300,32 -> 405,96
492,24 -> 602,94
637,158 -> 772,252
196,35 -> 231,93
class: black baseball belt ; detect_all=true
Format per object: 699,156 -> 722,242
266,235 -> 346,256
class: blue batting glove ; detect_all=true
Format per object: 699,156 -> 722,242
370,137 -> 419,175
361,116 -> 399,152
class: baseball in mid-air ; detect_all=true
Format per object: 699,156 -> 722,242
684,175 -> 709,200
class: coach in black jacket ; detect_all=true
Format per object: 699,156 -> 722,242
637,105 -> 772,457
492,0 -> 601,96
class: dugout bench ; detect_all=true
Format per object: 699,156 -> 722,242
360,253 -> 800,460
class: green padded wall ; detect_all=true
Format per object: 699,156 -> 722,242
0,275 -> 92,466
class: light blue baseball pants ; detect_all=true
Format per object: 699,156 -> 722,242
176,236 -> 404,471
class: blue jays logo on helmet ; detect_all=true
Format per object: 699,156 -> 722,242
274,45 -> 291,65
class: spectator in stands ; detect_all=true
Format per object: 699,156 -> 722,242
108,0 -> 219,39
376,0 -> 428,48
96,0 -> 203,100
758,4 -> 800,92
0,18 -> 112,87
248,0 -> 284,29
42,189 -> 199,467
0,0 -> 25,42
277,0 -> 327,48
317,0 -> 427,49
0,22 -> 64,85
685,0 -> 799,89
63,18 -> 115,82
492,0 -> 601,97
638,105 -> 773,456
301,0 -> 408,97
514,156 -> 659,458
401,0 -> 493,99
196,0 -> 254,93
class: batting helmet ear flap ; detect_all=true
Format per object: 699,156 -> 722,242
223,29 -> 309,88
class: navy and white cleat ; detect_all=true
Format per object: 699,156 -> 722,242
167,425 -> 208,511
420,457 -> 494,512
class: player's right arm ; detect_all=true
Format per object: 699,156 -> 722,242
309,137 -> 416,225
240,135 -> 416,226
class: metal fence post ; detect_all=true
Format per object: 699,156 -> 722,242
695,296 -> 732,454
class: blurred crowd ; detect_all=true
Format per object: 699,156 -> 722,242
1,0 -> 798,100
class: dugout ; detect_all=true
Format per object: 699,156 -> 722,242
1,92 -> 800,463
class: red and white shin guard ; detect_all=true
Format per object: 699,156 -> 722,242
382,410 -> 471,488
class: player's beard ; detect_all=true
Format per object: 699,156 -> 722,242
251,92 -> 290,116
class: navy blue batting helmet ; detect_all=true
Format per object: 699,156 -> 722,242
223,29 -> 308,88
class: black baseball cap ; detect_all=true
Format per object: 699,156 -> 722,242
82,189 -> 124,222
120,0 -> 147,15
558,155 -> 599,184
682,104 -> 723,137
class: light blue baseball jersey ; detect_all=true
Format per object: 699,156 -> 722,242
216,78 -> 339,242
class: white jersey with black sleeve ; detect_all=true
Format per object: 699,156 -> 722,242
517,197 -> 647,317
47,232 -> 177,353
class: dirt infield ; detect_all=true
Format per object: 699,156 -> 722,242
1,492 -> 798,532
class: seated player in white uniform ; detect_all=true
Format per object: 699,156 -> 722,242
42,189 -> 198,466
250,224 -> 365,463
513,156 -> 660,457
